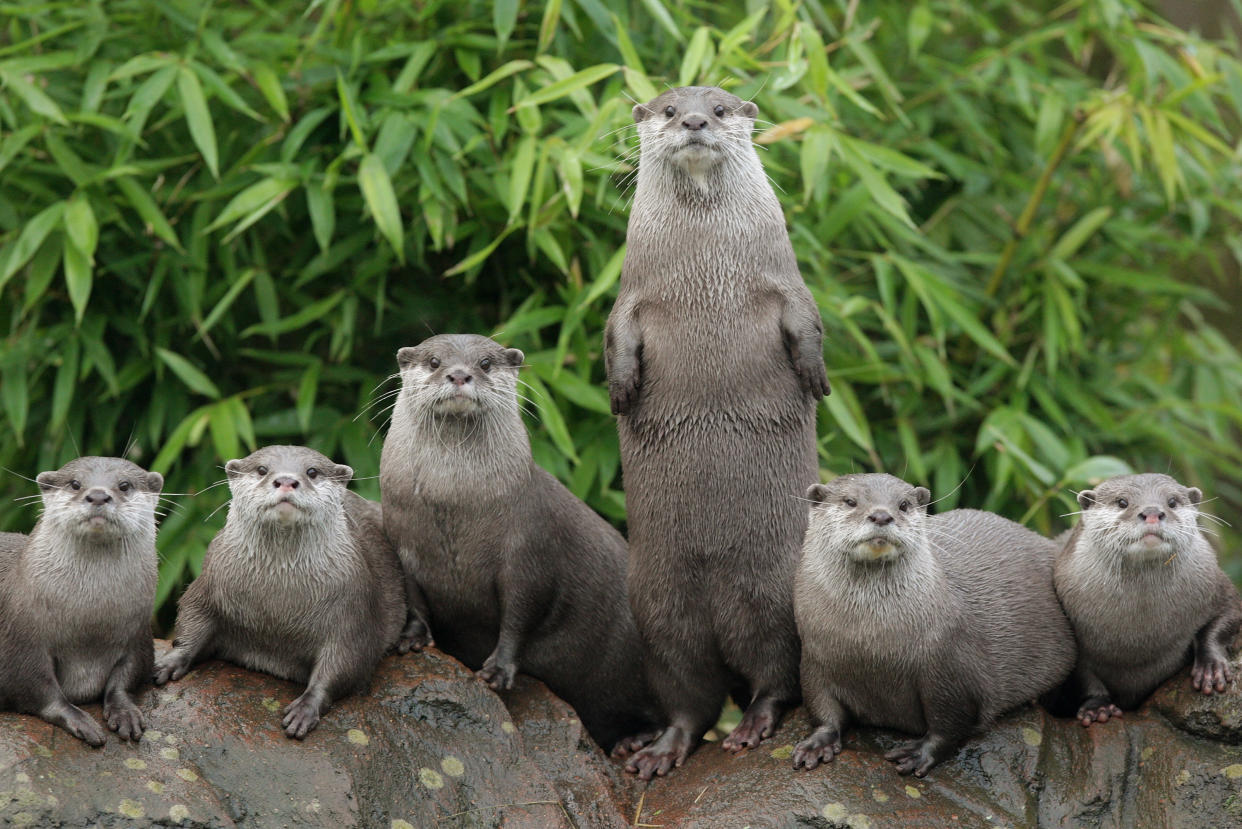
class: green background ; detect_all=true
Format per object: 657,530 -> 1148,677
1,0 -> 1241,630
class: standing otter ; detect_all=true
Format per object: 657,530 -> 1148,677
792,473 -> 1076,777
379,334 -> 659,752
0,457 -> 162,745
153,445 -> 405,739
605,86 -> 829,777
1055,473 -> 1241,726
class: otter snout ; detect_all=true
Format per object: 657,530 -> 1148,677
1139,507 -> 1165,524
273,476 -> 299,492
446,370 -> 472,387
868,510 -> 894,526
682,115 -> 707,131
84,488 -> 113,506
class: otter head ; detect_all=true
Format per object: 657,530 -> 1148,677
225,445 -> 351,529
36,457 -> 163,542
632,86 -> 758,178
1077,473 -> 1204,563
805,473 -> 931,565
395,334 -> 524,420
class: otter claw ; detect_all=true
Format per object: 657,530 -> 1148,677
1077,698 -> 1123,726
152,651 -> 191,685
792,728 -> 842,771
396,618 -> 433,654
609,372 -> 641,415
477,658 -> 517,691
1191,657 -> 1232,694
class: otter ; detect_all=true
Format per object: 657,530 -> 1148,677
604,86 -> 830,777
1055,473 -> 1241,726
0,457 -> 162,745
379,334 -> 659,752
153,445 -> 405,739
792,473 -> 1076,777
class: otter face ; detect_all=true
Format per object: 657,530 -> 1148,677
1077,473 -> 1204,562
225,445 -> 351,528
395,334 -> 524,420
806,473 -> 931,564
632,86 -> 758,175
36,457 -> 163,541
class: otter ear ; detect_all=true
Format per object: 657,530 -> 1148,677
397,347 -> 418,369
224,459 -> 245,479
737,100 -> 758,119
1077,489 -> 1098,510
145,471 -> 164,494
35,471 -> 58,491
806,484 -> 829,504
1186,487 -> 1203,506
503,348 -> 524,368
913,487 -> 931,508
632,103 -> 651,123
333,464 -> 354,483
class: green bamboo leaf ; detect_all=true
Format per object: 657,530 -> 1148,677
198,268 -> 257,338
0,67 -> 68,124
522,372 -> 579,463
22,234 -> 61,313
444,226 -> 518,277
208,401 -> 241,463
177,66 -> 219,179
297,362 -> 320,432
306,182 -> 335,252
908,3 -> 934,57
638,0 -> 684,43
536,364 -> 611,414
156,347 -> 221,398
1062,456 -> 1134,486
538,0 -> 562,52
494,0 -> 519,50
679,28 -> 713,87
206,176 -> 298,233
823,379 -> 874,452
63,194 -> 98,259
115,176 -> 183,251
62,241 -> 92,324
49,337 -> 79,430
1050,207 -> 1112,260
0,124 -> 40,173
507,134 -> 537,221
0,201 -> 65,292
514,63 -> 620,108
240,290 -> 345,338
453,60 -> 533,99
1,356 -> 28,444
336,71 -> 368,150
151,406 -> 211,475
357,153 -> 404,263
252,64 -> 290,122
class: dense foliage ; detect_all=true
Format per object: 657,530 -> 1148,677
2,0 -> 1241,624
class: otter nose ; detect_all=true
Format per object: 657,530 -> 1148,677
446,370 -> 472,387
682,116 -> 707,131
1139,507 -> 1165,524
868,510 -> 894,526
84,488 -> 112,506
273,476 -> 299,491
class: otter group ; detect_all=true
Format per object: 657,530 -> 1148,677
2,88 -> 1238,786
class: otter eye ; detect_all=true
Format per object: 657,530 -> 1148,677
1117,498 -> 1128,509
70,480 -> 81,490
429,357 -> 440,369
899,501 -> 909,512
256,465 -> 268,476
664,105 -> 675,118
1167,497 -> 1178,508
118,481 -> 130,492
844,497 -> 857,508
714,104 -> 725,117
307,467 -> 319,479
480,358 -> 492,371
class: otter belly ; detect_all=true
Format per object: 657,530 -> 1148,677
56,646 -> 123,703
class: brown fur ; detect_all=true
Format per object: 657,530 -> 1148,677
793,474 -> 1077,776
153,445 -> 405,739
604,86 -> 829,778
0,457 -> 161,745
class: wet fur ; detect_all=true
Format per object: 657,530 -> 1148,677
379,334 -> 659,751
154,445 -> 405,738
1055,473 -> 1242,718
793,474 -> 1076,776
604,86 -> 829,774
0,457 -> 161,746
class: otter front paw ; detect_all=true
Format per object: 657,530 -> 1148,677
282,693 -> 322,739
794,355 -> 831,399
60,705 -> 107,747
153,650 -> 193,685
1077,697 -> 1123,726
609,369 -> 641,415
792,727 -> 842,770
1192,656 -> 1233,694
476,654 -> 517,691
104,700 -> 144,741
884,737 -> 945,777
396,617 -> 434,654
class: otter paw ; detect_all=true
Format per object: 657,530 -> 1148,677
792,728 -> 842,771
61,706 -> 107,747
722,704 -> 779,753
1192,656 -> 1233,694
624,729 -> 692,781
477,656 -> 517,691
152,650 -> 192,685
104,701 -> 144,741
609,372 -> 641,416
795,357 -> 831,399
1077,698 -> 1123,727
282,694 -> 322,740
610,730 -> 660,759
884,738 -> 940,777
396,618 -> 434,654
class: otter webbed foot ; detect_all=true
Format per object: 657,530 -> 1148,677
1077,697 -> 1123,726
624,726 -> 694,780
1192,655 -> 1233,694
885,736 -> 949,777
282,692 -> 323,739
610,729 -> 660,759
152,649 -> 193,685
792,726 -> 842,770
722,696 -> 782,752
104,699 -> 144,741
477,652 -> 518,691
43,700 -> 107,747
396,616 -> 434,654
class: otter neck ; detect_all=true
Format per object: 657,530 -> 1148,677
22,522 -> 156,594
633,143 -> 775,213
221,508 -> 356,580
390,393 -> 531,491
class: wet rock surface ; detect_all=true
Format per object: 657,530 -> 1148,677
1,641 -> 1240,828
